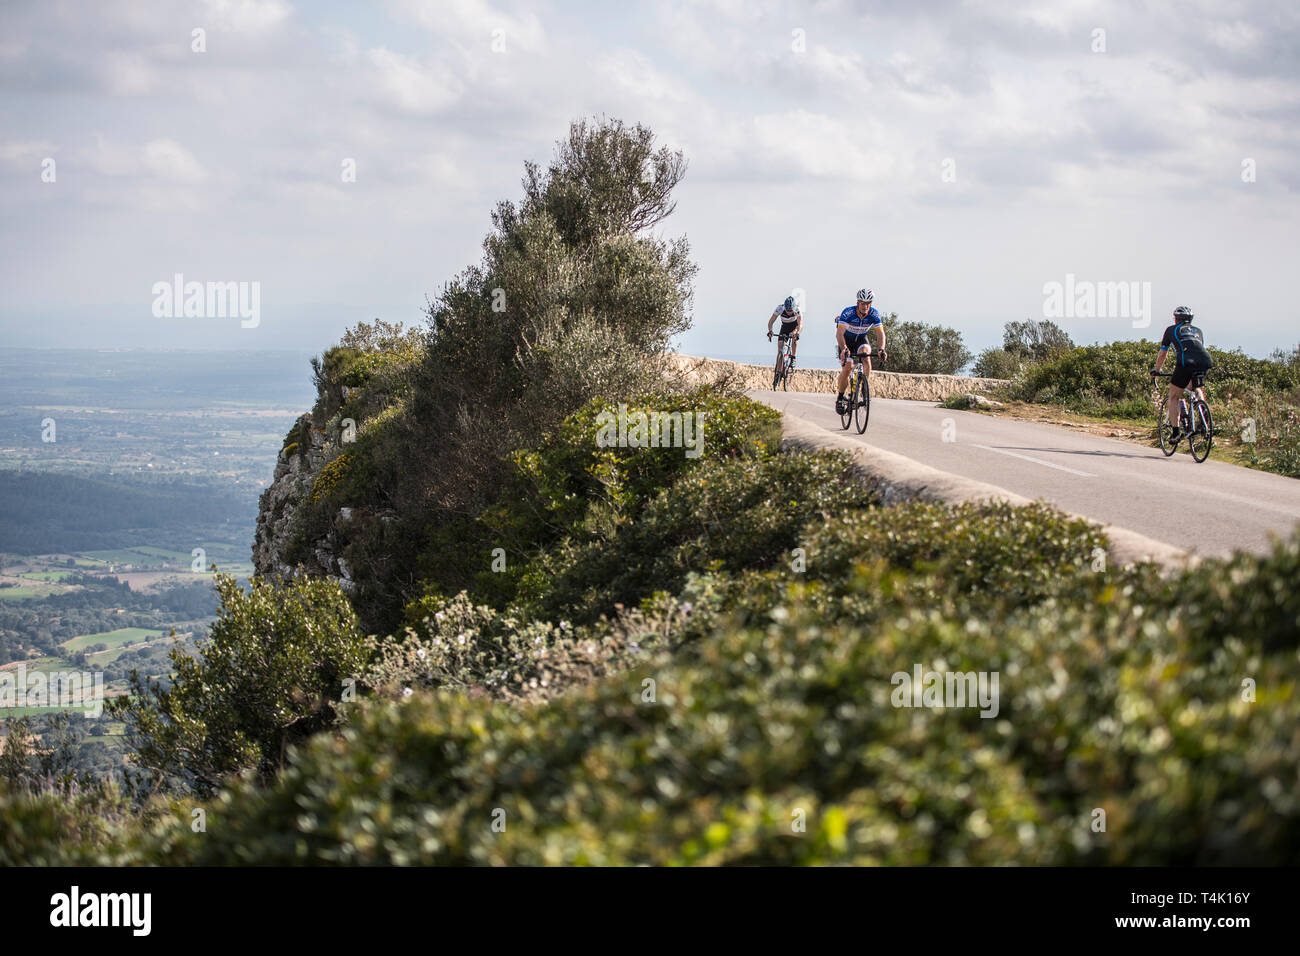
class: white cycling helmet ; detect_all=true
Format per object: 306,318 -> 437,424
856,288 -> 874,303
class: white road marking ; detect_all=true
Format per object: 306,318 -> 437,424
972,444 -> 1096,478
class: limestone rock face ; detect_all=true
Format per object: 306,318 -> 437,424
663,354 -> 1007,399
252,413 -> 336,582
252,412 -> 396,597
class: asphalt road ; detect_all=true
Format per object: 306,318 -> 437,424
750,389 -> 1300,558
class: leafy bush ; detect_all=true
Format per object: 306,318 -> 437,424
511,449 -> 862,623
973,347 -> 1022,379
0,784 -> 131,866
412,389 -> 781,610
1235,388 -> 1300,478
265,117 -> 701,634
142,525 -> 1300,866
1003,319 -> 1074,361
107,574 -> 367,796
883,319 -> 973,375
1010,340 -> 1300,418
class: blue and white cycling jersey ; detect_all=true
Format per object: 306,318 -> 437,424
837,305 -> 883,337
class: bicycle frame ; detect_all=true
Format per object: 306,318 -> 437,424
1152,371 -> 1213,462
772,333 -> 797,390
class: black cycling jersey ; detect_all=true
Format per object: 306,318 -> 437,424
1160,322 -> 1213,371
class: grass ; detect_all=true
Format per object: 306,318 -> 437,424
0,584 -> 74,601
85,633 -> 181,666
18,570 -> 79,582
0,655 -> 61,673
61,628 -> 164,654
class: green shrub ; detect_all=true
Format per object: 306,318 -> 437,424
1011,340 -> 1300,418
972,347 -> 1022,379
107,574 -> 367,796
1003,319 -> 1074,361
268,118 -> 702,634
143,530 -> 1300,866
511,449 -> 862,623
0,784 -> 131,865
883,319 -> 973,375
412,389 -> 781,611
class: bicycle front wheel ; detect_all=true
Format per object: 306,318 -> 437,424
1157,402 -> 1177,456
1189,400 -> 1213,463
855,371 -> 871,433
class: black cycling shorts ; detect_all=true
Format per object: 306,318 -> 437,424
1170,365 -> 1207,389
778,319 -> 798,337
842,332 -> 871,362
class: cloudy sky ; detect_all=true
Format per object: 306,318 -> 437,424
2,0 -> 1297,363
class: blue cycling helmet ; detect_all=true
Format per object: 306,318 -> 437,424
783,296 -> 796,313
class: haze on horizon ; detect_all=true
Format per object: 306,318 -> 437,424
2,0 -> 1298,361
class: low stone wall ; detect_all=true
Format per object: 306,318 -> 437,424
666,353 -> 1006,401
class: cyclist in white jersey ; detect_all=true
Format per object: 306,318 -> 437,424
767,295 -> 803,376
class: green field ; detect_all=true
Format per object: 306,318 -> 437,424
0,583 -> 74,601
86,633 -> 184,666
19,569 -> 78,582
79,548 -> 174,564
1,655 -> 61,672
61,627 -> 164,653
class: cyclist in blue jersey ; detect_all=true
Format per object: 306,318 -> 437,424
835,288 -> 887,414
1151,305 -> 1213,442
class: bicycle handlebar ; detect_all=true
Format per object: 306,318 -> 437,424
843,349 -> 886,364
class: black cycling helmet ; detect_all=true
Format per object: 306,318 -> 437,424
1173,305 -> 1194,322
783,295 -> 796,313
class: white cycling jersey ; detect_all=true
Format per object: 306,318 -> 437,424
772,307 -> 801,328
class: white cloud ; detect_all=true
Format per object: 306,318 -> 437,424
0,140 -> 58,166
393,0 -> 546,52
751,110 -> 897,182
367,47 -> 463,114
200,0 -> 293,34
142,139 -> 208,183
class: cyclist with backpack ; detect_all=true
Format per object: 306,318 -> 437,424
1151,305 -> 1213,443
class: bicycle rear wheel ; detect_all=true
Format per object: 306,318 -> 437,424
1189,400 -> 1213,463
854,370 -> 871,433
1157,403 -> 1177,456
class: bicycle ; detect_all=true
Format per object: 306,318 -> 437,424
770,331 -> 797,391
839,345 -> 885,433
1151,370 -> 1213,463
